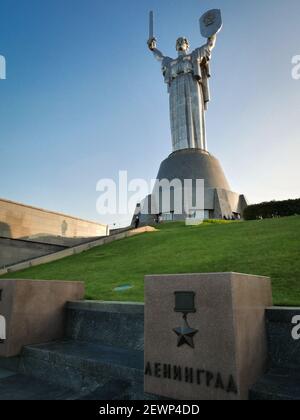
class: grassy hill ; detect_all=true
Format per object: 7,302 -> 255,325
1,216 -> 300,306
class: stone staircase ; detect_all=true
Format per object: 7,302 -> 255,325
0,301 -> 147,400
0,304 -> 299,400
250,308 -> 300,400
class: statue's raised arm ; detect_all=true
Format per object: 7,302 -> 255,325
197,9 -> 222,63
147,37 -> 165,63
206,34 -> 217,52
147,12 -> 168,63
200,9 -> 222,51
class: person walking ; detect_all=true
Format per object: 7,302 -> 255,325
134,215 -> 140,229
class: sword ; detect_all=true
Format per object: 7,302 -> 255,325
149,11 -> 154,39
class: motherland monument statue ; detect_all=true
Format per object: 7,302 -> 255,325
147,9 -> 222,152
132,9 -> 247,224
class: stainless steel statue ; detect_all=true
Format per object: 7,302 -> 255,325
147,10 -> 222,152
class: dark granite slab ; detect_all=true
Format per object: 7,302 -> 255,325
0,373 -> 80,400
266,308 -> 300,369
250,368 -> 300,401
20,340 -> 144,393
66,303 -> 144,351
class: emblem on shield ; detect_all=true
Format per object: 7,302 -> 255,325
200,9 -> 223,38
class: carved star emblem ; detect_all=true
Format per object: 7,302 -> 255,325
173,325 -> 198,348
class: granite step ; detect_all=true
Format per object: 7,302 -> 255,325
77,379 -> 164,401
66,301 -> 144,351
20,340 -> 144,395
250,308 -> 300,400
0,368 -> 17,380
250,368 -> 300,400
0,370 -> 82,400
77,379 -> 133,400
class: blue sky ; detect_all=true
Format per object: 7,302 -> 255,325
0,0 -> 299,227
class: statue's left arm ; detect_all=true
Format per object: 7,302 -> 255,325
206,34 -> 217,53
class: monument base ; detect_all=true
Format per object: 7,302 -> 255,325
144,273 -> 272,400
133,149 -> 247,225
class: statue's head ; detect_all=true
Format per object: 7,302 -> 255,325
176,37 -> 190,53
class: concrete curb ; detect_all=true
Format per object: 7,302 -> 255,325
67,300 -> 145,314
0,226 -> 157,276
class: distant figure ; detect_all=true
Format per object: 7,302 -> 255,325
61,220 -> 68,237
154,214 -> 160,224
134,215 -> 140,229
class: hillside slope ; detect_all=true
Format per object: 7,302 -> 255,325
1,217 -> 300,306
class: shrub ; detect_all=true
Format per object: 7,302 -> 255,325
204,219 -> 234,225
243,199 -> 300,220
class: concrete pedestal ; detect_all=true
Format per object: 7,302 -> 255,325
144,273 -> 272,400
0,279 -> 84,357
133,149 -> 248,225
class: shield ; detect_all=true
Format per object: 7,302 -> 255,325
199,9 -> 222,38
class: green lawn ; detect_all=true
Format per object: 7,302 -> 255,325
1,217 -> 300,306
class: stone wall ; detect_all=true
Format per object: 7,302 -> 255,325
0,198 -> 109,244
0,198 -> 109,268
0,238 -> 64,269
0,279 -> 85,357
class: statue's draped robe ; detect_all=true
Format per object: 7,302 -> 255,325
159,47 -> 211,152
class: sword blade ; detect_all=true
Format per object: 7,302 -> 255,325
149,11 -> 154,39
